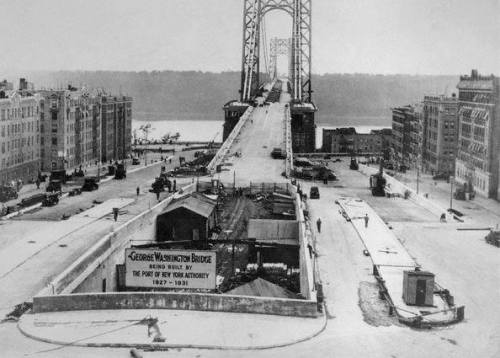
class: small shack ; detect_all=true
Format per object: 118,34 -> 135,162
156,193 -> 217,245
402,269 -> 435,306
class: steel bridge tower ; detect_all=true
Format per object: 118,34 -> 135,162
240,0 -> 312,103
269,37 -> 292,80
224,0 -> 317,153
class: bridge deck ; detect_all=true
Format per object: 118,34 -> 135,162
218,88 -> 290,186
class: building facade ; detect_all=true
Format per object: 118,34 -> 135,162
322,127 -> 385,155
455,70 -> 500,199
100,95 -> 132,163
0,91 -> 41,184
39,86 -> 105,172
39,88 -> 78,171
422,95 -> 459,175
391,105 -> 421,165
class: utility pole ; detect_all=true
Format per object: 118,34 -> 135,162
450,175 -> 454,210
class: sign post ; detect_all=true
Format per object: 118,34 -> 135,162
125,249 -> 216,290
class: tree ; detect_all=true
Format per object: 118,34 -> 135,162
139,123 -> 153,143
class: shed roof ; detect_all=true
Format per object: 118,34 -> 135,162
247,219 -> 298,245
162,193 -> 216,218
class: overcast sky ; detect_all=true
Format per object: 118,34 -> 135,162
0,0 -> 498,75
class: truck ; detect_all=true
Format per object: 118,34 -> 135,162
370,160 -> 386,196
349,157 -> 359,170
82,177 -> 99,191
46,180 -> 62,193
50,169 -> 69,184
271,147 -> 286,159
114,163 -> 127,179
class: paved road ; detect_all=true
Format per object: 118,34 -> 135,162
217,91 -> 288,186
0,150 -> 198,316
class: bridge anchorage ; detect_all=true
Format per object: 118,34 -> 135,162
223,0 -> 317,153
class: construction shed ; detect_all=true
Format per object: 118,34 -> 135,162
156,193 -> 217,244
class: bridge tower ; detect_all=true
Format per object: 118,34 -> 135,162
224,0 -> 317,153
269,38 -> 292,80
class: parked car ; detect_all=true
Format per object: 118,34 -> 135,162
42,193 -> 59,207
310,186 -> 320,199
0,186 -> 18,202
271,147 -> 286,159
46,180 -> 62,193
132,157 -> 140,165
82,177 -> 99,191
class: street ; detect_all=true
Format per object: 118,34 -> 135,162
1,159 -> 499,357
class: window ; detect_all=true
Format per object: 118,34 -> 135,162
52,137 -> 57,145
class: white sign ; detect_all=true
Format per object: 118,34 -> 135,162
125,249 -> 216,290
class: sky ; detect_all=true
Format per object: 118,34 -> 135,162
0,0 -> 498,75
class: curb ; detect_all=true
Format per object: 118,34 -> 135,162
18,307 -> 328,351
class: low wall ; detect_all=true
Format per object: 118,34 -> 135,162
292,187 -> 316,301
207,106 -> 254,173
284,106 -> 293,177
33,292 -> 319,318
36,185 -> 196,296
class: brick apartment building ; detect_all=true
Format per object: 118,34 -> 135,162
0,88 -> 41,184
322,127 -> 386,155
100,95 -> 133,163
422,95 -> 459,175
391,105 -> 421,166
455,70 -> 500,199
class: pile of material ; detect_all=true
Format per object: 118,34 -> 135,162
485,230 -> 500,247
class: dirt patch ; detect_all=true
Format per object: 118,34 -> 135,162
358,281 -> 400,327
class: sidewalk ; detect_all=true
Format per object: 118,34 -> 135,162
391,168 -> 500,227
19,309 -> 326,350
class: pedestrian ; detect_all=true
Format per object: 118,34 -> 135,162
316,218 -> 322,233
136,186 -> 140,196
156,190 -> 160,201
113,207 -> 119,222
36,178 -> 40,189
440,213 -> 446,223
364,214 -> 369,228
173,179 -> 177,192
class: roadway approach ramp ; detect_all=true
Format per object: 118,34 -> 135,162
336,197 -> 464,326
216,87 -> 290,185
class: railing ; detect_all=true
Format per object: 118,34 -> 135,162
206,106 -> 254,173
284,105 -> 293,177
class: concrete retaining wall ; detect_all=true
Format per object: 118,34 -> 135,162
33,292 -> 319,318
291,187 -> 316,301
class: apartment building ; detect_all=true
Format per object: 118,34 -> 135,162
0,90 -> 41,184
322,127 -> 385,155
391,105 -> 421,165
100,95 -> 132,162
455,70 -> 500,199
422,95 -> 459,175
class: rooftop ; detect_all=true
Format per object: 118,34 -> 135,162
161,192 -> 217,218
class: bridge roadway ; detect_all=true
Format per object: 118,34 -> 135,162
217,81 -> 289,186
